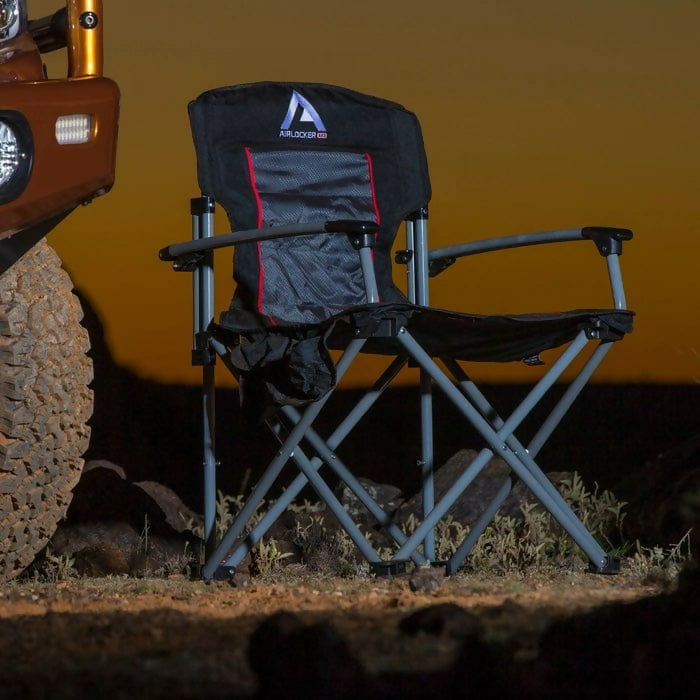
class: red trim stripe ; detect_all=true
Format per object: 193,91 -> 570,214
365,153 -> 381,301
245,147 -> 273,322
365,152 -> 381,227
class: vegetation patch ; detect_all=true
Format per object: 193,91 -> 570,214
182,471 -> 691,583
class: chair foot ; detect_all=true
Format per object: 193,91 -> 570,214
588,556 -> 621,575
205,565 -> 237,581
370,560 -> 409,577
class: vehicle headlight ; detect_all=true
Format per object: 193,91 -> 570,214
0,120 -> 21,186
0,0 -> 22,41
0,112 -> 32,203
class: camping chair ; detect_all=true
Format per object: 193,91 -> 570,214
159,82 -> 633,580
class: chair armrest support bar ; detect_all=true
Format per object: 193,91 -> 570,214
159,219 -> 377,262
428,228 -> 585,274
427,227 -> 633,277
359,247 -> 380,303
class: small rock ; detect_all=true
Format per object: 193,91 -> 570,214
408,566 -> 446,593
337,477 -> 404,527
399,602 -> 484,639
229,571 -> 252,588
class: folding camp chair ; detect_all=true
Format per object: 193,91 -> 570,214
159,82 -> 633,580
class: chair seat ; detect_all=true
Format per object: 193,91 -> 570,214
218,301 -> 634,364
213,302 -> 633,420
327,302 -> 634,362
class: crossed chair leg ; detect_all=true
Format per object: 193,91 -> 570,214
201,328 -> 620,580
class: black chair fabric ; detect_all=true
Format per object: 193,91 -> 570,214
189,82 -> 430,326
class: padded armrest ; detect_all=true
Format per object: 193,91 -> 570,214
159,219 -> 377,263
427,227 -> 633,277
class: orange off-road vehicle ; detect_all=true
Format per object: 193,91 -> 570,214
0,0 -> 119,580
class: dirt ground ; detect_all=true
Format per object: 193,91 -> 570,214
0,563 -> 679,699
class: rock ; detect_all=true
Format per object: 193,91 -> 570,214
396,449 -> 572,528
337,477 -> 404,527
48,521 -> 193,577
399,602 -> 483,638
135,480 -> 199,534
229,571 -> 252,588
64,464 -> 172,535
408,566 -> 446,593
83,459 -> 127,479
44,464 -> 198,576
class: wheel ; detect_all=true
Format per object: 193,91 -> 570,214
0,239 -> 93,581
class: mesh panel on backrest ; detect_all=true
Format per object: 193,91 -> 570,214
246,149 -> 379,323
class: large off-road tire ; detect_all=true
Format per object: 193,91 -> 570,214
0,239 -> 93,582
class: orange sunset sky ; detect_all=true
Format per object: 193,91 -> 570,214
33,0 -> 699,386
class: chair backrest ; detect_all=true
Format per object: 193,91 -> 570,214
188,82 -> 431,326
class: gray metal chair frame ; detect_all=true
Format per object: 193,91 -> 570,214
161,196 -> 631,580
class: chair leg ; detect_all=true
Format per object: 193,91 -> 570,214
213,357 -> 424,571
202,438 -> 293,580
202,363 -> 217,560
203,339 -> 421,579
216,425 -> 397,570
445,477 -> 512,575
203,323 -> 618,578
443,358 -> 605,549
419,370 -> 436,561
527,342 -> 613,456
395,328 -> 611,571
202,343 -> 364,579
446,345 -> 622,565
216,429 -> 427,572
283,410 -> 427,566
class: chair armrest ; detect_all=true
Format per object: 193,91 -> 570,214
159,219 -> 377,263
427,227 -> 633,277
